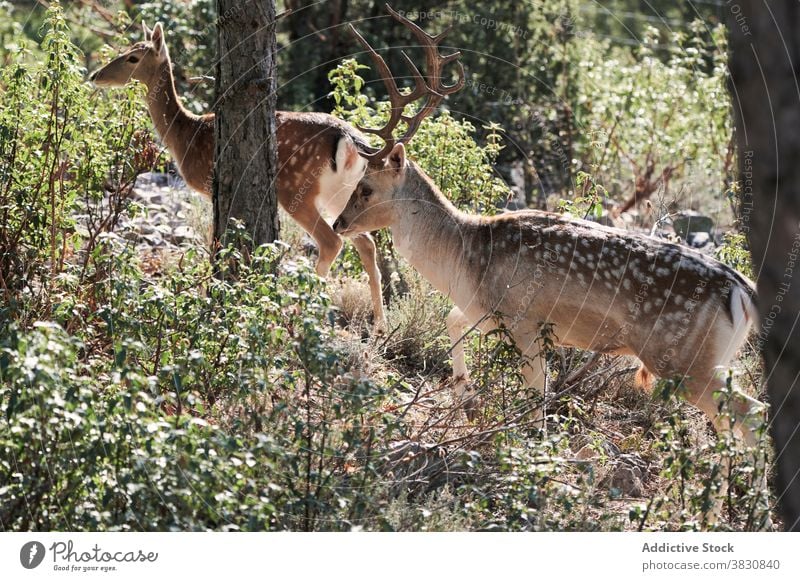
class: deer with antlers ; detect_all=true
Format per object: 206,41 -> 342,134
335,8 -> 769,524
90,21 -> 390,328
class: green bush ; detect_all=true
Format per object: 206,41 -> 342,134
573,23 -> 733,216
0,1 -> 151,329
0,319 -> 283,531
1,235 -> 412,531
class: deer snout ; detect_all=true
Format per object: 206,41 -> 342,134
89,70 -> 97,81
332,216 -> 347,234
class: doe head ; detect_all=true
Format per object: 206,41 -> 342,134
89,22 -> 168,88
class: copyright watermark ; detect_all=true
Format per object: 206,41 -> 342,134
397,8 -> 528,39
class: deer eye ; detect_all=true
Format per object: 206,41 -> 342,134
126,55 -> 140,63
361,186 -> 373,199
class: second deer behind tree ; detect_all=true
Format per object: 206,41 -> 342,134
90,22 -> 384,329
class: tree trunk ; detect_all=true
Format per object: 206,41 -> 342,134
729,2 -> 800,531
214,0 -> 279,253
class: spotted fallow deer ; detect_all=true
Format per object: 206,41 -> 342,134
90,21 -> 386,328
334,10 -> 769,524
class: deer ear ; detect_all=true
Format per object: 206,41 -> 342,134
151,22 -> 165,52
387,143 -> 406,176
142,22 -> 152,40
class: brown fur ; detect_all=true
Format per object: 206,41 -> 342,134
634,365 -> 654,390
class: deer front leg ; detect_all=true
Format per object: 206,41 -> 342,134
447,306 -> 477,417
521,354 -> 547,431
288,202 -> 343,277
350,233 -> 387,332
311,225 -> 344,278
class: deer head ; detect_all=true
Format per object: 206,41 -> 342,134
89,22 -> 169,88
333,143 -> 409,235
333,4 -> 464,235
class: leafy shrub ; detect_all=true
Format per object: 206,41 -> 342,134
464,434 -> 621,531
574,23 -> 733,217
0,320 -> 282,531
1,235 -> 413,531
0,2 -> 150,329
715,232 -> 754,279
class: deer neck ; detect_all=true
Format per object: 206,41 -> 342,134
144,59 -> 198,164
390,164 -> 478,304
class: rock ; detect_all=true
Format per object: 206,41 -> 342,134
573,436 -> 621,461
672,211 -> 714,240
171,225 -> 198,244
575,444 -> 599,460
604,453 -> 648,497
140,232 -> 165,247
153,222 -> 173,236
136,172 -> 171,188
686,231 -> 712,249
136,223 -> 157,236
132,187 -> 165,206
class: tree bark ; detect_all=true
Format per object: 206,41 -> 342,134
729,2 -> 800,531
214,0 -> 279,252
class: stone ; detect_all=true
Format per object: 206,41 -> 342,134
672,211 -> 714,240
604,453 -> 648,497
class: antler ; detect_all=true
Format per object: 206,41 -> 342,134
349,4 -> 465,162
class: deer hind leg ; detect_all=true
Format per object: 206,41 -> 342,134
725,388 -> 772,528
688,376 -> 733,524
288,201 -> 343,277
685,373 -> 771,528
350,233 -> 387,332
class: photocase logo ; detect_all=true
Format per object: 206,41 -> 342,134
20,541 -> 46,569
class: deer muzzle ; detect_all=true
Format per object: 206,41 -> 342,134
332,216 -> 348,234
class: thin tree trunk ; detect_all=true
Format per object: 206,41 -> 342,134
214,0 -> 279,253
729,1 -> 800,531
